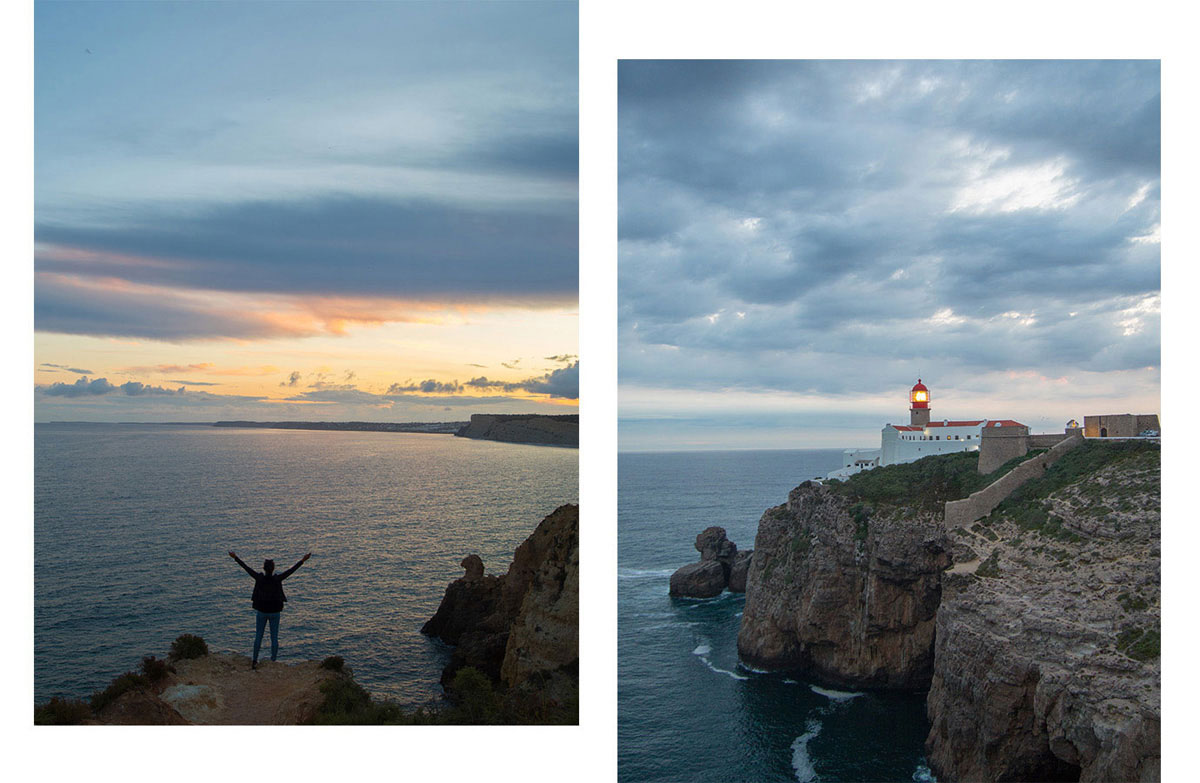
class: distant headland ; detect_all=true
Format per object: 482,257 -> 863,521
212,420 -> 464,434
454,414 -> 578,447
41,416 -> 580,447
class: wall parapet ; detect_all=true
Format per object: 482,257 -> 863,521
944,434 -> 1084,529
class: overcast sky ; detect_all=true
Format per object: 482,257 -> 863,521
35,0 -> 577,422
618,60 -> 1160,451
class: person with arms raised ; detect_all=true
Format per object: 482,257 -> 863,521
228,550 -> 311,669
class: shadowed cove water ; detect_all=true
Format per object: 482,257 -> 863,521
35,423 -> 577,706
619,449 -> 932,782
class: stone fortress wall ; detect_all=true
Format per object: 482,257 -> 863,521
1084,414 -> 1160,438
977,424 -> 1032,474
944,433 -> 1085,529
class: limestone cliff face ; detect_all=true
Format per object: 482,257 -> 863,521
926,446 -> 1160,782
500,505 -> 579,692
423,504 -> 579,695
454,414 -> 579,447
737,482 -> 950,689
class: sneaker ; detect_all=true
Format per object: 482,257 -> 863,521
251,660 -> 257,670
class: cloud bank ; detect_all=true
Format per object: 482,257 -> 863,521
618,60 -> 1159,447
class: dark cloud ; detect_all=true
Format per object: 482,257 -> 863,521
120,381 -> 183,396
36,196 -> 577,302
167,379 -> 221,387
463,361 -> 579,399
282,371 -> 302,387
545,354 -> 577,364
35,273 -> 309,341
520,361 -> 578,399
619,60 -> 1160,398
386,379 -> 464,394
38,377 -> 182,397
40,377 -> 117,397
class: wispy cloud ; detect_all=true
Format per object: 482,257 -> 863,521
40,362 -> 93,375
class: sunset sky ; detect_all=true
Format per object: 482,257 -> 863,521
34,0 -> 577,422
619,60 -> 1160,451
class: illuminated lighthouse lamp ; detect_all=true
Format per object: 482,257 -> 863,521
909,379 -> 931,427
910,379 -> 930,407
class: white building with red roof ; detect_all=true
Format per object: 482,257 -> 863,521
827,379 -> 1027,480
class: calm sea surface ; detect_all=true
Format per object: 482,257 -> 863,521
35,423 -> 577,706
619,449 -> 933,783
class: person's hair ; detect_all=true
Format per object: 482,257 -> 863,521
263,559 -> 275,574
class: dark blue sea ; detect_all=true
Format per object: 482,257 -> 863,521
618,449 -> 934,783
34,423 -> 577,706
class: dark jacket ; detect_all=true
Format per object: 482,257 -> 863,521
235,558 -> 303,613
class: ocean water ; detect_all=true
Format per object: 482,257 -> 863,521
34,423 -> 577,706
619,450 -> 933,783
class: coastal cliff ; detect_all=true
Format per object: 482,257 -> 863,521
454,414 -> 579,447
423,504 -> 579,712
737,482 -> 949,689
927,441 -> 1160,781
736,441 -> 1159,781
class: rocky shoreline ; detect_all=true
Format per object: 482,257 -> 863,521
680,441 -> 1160,781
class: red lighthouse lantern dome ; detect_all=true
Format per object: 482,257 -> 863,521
910,379 -> 929,409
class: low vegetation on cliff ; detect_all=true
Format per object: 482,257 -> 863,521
312,664 -> 577,725
983,439 -> 1158,540
35,634 -> 201,724
827,449 -> 1043,512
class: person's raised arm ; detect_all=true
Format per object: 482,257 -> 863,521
279,552 -> 311,580
229,551 -> 257,577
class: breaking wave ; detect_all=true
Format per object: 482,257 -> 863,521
791,718 -> 823,782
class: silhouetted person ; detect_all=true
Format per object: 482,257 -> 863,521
228,550 -> 311,669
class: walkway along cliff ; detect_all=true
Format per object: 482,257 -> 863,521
735,440 -> 1160,782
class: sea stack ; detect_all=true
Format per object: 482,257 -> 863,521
669,527 -> 753,598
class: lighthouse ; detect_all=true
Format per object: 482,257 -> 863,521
910,379 -> 931,427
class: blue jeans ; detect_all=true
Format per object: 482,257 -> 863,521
253,610 -> 280,662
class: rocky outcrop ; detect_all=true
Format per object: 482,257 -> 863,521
728,550 -> 753,592
737,483 -> 949,688
926,445 -> 1160,782
669,560 -> 728,598
423,504 -> 579,697
669,527 -> 753,597
454,414 -> 579,447
91,653 -> 339,725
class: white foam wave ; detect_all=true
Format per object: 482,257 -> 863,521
698,656 -> 749,681
738,663 -> 770,674
692,643 -> 712,656
618,568 -> 674,579
783,678 -> 798,684
809,685 -> 864,701
791,718 -> 823,782
912,762 -> 937,782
